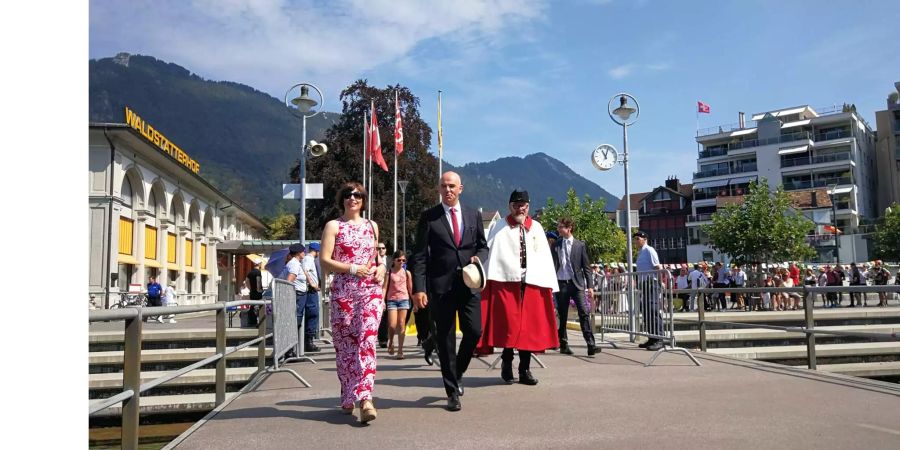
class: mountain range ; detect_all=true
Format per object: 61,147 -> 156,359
89,53 -> 617,218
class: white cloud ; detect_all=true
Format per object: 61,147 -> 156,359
608,64 -> 635,80
89,0 -> 548,99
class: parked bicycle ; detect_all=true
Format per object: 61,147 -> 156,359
110,292 -> 147,309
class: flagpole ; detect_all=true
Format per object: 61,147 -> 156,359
363,113 -> 368,200
369,132 -> 374,221
437,90 -> 443,200
393,91 -> 399,253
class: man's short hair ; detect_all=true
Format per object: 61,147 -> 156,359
558,217 -> 575,230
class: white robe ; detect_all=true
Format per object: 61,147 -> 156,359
483,216 -> 559,293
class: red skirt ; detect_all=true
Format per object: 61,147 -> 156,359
476,280 -> 559,353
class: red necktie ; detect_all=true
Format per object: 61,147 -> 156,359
450,207 -> 461,247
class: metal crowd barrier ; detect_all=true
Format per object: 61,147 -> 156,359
257,279 -> 314,387
597,269 -> 701,367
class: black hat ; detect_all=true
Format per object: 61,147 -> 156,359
509,189 -> 530,203
289,243 -> 305,253
632,230 -> 648,239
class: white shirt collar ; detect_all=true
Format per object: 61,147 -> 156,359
441,201 -> 461,213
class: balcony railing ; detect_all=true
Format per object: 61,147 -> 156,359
780,152 -> 851,168
783,176 -> 852,191
686,213 -> 715,222
813,129 -> 852,142
699,131 -> 812,159
694,163 -> 757,180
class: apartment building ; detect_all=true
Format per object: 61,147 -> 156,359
875,82 -> 900,212
687,104 -> 877,264
617,177 -> 693,264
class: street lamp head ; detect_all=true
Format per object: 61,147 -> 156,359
291,85 -> 318,113
613,95 -> 636,121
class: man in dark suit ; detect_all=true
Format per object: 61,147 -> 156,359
411,171 -> 489,412
551,217 -> 598,356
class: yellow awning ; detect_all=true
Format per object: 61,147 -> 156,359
167,263 -> 180,271
184,266 -> 197,273
117,253 -> 138,265
144,259 -> 162,268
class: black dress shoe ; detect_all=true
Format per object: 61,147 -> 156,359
559,346 -> 574,355
518,370 -> 539,386
456,372 -> 464,396
424,349 -> 434,366
447,394 -> 461,411
646,341 -> 665,351
500,360 -> 515,384
305,342 -> 321,353
587,345 -> 598,356
638,340 -> 652,349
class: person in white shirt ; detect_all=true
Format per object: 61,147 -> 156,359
161,281 -> 177,324
675,267 -> 690,312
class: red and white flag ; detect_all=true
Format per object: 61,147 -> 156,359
697,101 -> 711,114
369,100 -> 389,171
394,91 -> 404,156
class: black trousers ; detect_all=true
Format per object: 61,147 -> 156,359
428,279 -> 482,397
714,283 -> 728,310
501,348 -> 532,372
555,280 -> 595,348
414,305 -> 431,344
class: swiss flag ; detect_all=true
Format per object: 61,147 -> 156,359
394,91 -> 404,156
369,100 -> 388,171
698,101 -> 711,114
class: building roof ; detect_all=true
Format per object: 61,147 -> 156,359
617,192 -> 649,210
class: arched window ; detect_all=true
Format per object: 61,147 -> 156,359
147,191 -> 157,217
121,177 -> 133,207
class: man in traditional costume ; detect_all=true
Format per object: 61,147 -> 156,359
477,189 -> 559,385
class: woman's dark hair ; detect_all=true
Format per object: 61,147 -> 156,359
392,250 -> 406,261
335,181 -> 367,212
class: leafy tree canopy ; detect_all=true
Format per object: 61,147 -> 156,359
702,178 -> 815,264
263,209 -> 297,240
301,80 -> 439,249
873,203 -> 900,261
537,188 -> 627,263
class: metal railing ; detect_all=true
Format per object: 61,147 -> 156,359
671,285 -> 900,371
781,152 -> 851,168
687,214 -> 714,223
813,129 -> 852,142
694,163 -> 757,180
783,176 -> 852,191
89,300 -> 271,450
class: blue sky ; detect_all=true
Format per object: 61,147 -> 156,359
89,0 -> 899,199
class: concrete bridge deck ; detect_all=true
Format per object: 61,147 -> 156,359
166,342 -> 900,449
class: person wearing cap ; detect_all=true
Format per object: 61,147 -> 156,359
477,189 -> 559,385
633,231 -> 665,351
410,171 -> 489,412
280,243 -> 317,348
551,216 -> 597,356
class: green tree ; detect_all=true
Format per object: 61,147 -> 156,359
702,178 -> 815,264
263,209 -> 297,240
537,188 -> 627,263
300,80 -> 439,249
872,203 -> 900,260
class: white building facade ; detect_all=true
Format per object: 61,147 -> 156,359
89,117 -> 266,309
687,105 -> 877,264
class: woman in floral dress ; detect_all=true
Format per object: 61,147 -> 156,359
320,181 -> 386,423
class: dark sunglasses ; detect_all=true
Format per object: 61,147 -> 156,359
343,191 -> 366,200
395,259 -> 406,262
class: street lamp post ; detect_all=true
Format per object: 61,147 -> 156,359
398,180 -> 409,252
608,93 -> 640,336
827,184 -> 840,263
285,83 -> 324,245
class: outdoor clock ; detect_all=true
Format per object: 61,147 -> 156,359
591,144 -> 618,171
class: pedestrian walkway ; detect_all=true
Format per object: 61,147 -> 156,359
167,339 -> 900,449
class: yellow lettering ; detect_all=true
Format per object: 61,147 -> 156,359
122,107 -> 200,174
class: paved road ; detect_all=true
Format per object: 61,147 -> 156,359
167,340 -> 900,449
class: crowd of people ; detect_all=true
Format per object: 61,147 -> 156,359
285,171 -> 670,422
269,170 -> 897,423
586,259 -> 899,313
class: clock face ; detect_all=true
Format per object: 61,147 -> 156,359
591,144 -> 617,171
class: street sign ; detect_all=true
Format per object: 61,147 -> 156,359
283,183 -> 324,200
616,210 -> 640,229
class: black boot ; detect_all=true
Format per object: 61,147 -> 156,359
518,370 -> 538,386
500,359 -> 515,384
